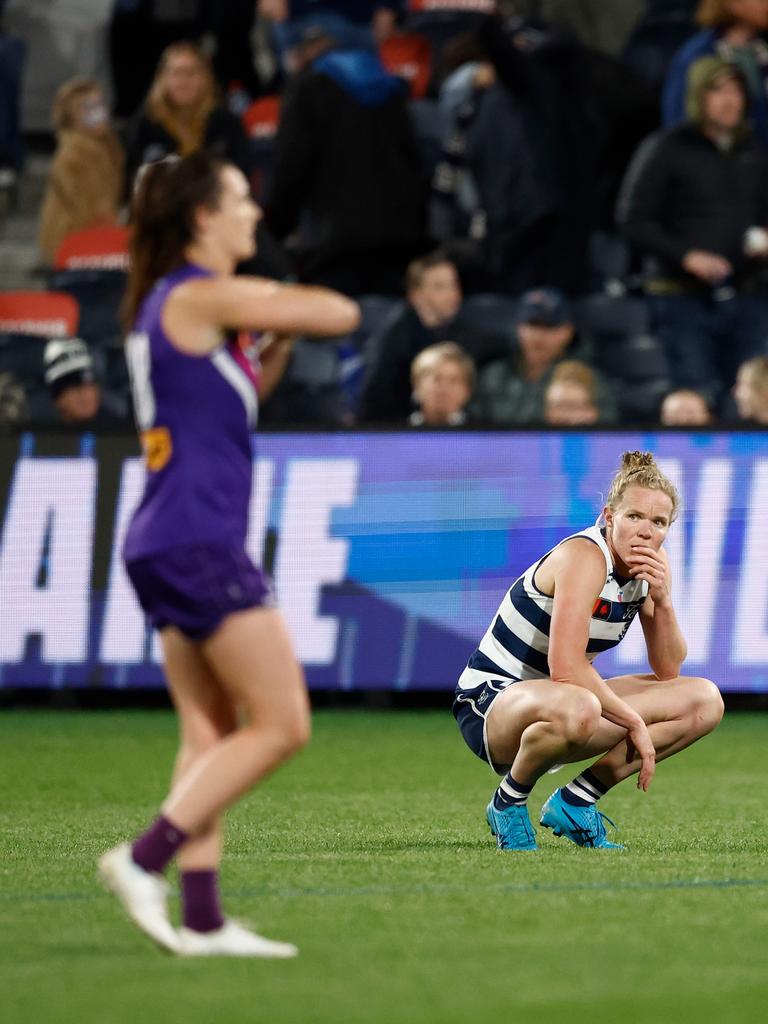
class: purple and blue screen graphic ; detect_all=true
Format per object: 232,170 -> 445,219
0,431 -> 766,691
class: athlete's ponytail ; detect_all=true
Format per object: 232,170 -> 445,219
122,151 -> 226,330
605,450 -> 680,521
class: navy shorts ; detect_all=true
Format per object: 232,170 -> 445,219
452,678 -> 517,775
126,543 -> 275,641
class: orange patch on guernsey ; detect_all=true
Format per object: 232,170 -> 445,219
141,427 -> 173,472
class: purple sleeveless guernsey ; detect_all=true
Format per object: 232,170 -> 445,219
123,263 -> 260,562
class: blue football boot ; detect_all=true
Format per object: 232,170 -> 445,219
540,789 -> 624,849
486,800 -> 538,851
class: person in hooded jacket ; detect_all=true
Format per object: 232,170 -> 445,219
264,32 -> 428,295
618,56 -> 768,403
662,0 -> 768,146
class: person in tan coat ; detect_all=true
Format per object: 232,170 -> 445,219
38,77 -> 125,265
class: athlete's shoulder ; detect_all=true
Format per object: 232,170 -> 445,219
547,527 -> 610,583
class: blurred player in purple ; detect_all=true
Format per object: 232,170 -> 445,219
99,152 -> 360,957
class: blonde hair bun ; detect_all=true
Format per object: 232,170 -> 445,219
606,450 -> 679,521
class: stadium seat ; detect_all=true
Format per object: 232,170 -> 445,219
577,293 -> 651,345
333,296 -> 405,417
0,332 -> 48,390
0,291 -> 79,337
357,295 -> 404,337
380,32 -> 432,99
243,96 -> 281,202
588,230 -> 632,290
460,293 -> 519,347
53,223 -> 130,272
242,95 -> 281,140
595,331 -> 669,382
408,98 -> 449,175
594,333 -> 670,423
47,268 -> 126,349
618,378 -> 669,422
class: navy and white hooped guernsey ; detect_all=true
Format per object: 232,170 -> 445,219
456,524 -> 649,692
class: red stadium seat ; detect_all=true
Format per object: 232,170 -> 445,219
54,223 -> 131,272
380,33 -> 432,99
242,95 -> 281,139
0,291 -> 79,337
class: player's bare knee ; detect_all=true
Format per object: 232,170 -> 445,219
287,710 -> 312,754
687,677 -> 724,734
259,712 -> 311,764
556,688 -> 602,746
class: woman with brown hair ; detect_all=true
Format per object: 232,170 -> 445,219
663,0 -> 768,144
98,150 -> 359,956
124,42 -> 252,193
37,77 -> 124,264
453,451 -> 724,852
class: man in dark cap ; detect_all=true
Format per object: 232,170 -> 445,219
471,287 -> 616,424
618,56 -> 768,404
39,336 -> 127,426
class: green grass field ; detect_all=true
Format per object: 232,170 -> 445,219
1,709 -> 766,1024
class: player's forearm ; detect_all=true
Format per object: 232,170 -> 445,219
644,599 -> 687,680
550,659 -> 643,732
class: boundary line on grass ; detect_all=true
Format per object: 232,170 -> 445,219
3,876 -> 768,904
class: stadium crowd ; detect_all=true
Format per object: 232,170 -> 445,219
4,0 -> 768,430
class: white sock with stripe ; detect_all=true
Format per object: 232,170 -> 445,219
493,773 -> 533,809
561,769 -> 609,807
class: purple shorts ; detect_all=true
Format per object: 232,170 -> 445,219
125,543 -> 275,641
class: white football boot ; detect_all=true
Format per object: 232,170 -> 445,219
98,842 -> 180,953
177,919 -> 298,958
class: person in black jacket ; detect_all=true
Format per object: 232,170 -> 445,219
618,56 -> 768,402
264,33 -> 428,295
358,250 -> 506,422
124,41 -> 252,193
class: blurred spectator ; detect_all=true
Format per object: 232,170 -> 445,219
265,33 -> 428,294
0,24 -> 25,184
471,287 -> 616,425
663,0 -> 768,145
732,353 -> 768,421
28,337 -> 128,427
543,360 -> 600,426
0,372 -> 27,427
124,42 -> 252,192
622,1 -> 699,90
660,386 -> 714,423
430,33 -> 495,251
37,78 -> 124,265
408,341 -> 475,426
358,251 -> 505,422
110,1 -> 265,119
518,0 -> 647,56
258,333 -> 298,402
261,1 -> 400,68
110,0 -> 206,120
618,57 -> 768,400
206,1 -> 265,101
468,15 -> 658,296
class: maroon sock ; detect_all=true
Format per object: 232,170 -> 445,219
181,870 -> 225,933
131,814 -> 188,874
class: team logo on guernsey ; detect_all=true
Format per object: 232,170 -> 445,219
141,426 -> 173,472
231,331 -> 262,392
592,597 -> 612,620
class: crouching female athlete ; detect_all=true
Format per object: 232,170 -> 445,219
453,451 -> 724,851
